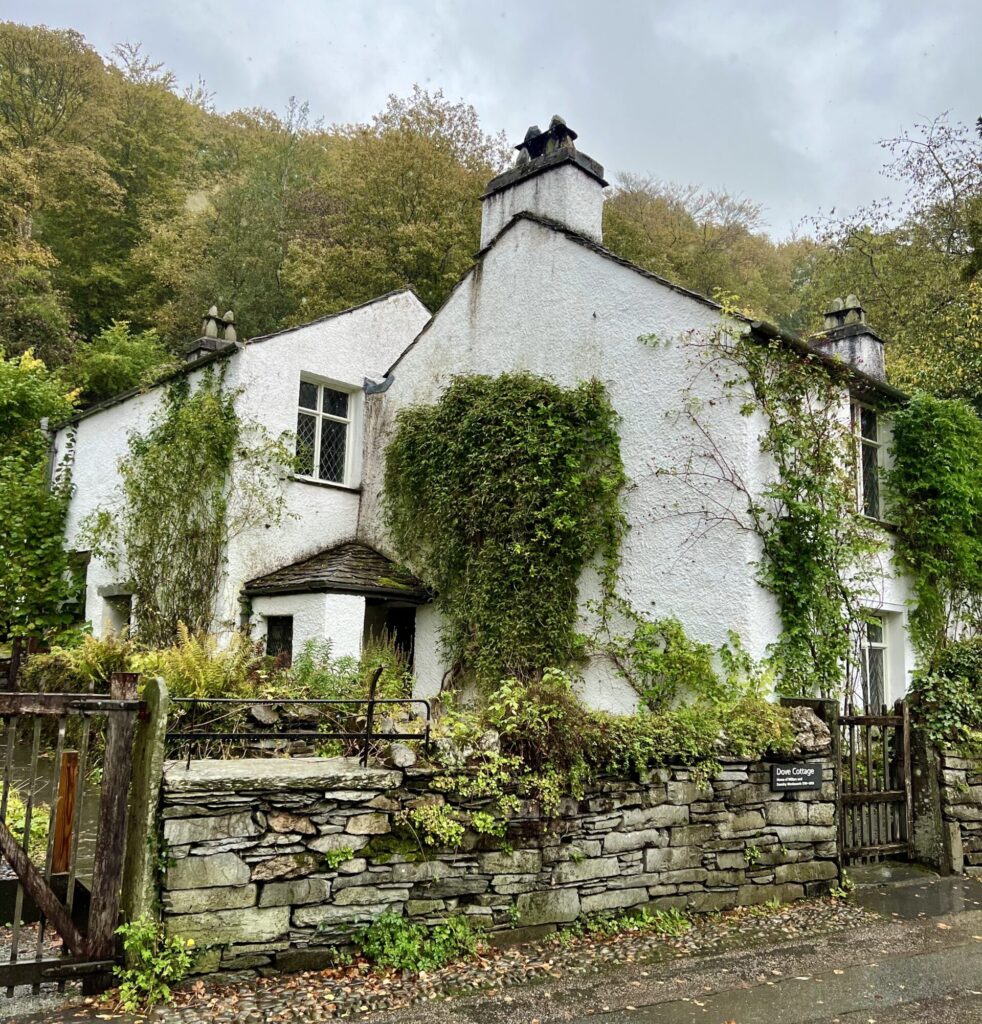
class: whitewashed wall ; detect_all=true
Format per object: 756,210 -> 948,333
357,216 -> 916,708
250,593 -> 365,659
54,290 -> 430,641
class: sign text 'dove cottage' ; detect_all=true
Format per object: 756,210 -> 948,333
770,763 -> 823,792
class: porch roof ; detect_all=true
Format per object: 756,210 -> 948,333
243,541 -> 429,603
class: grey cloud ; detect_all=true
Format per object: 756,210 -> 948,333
10,0 -> 982,234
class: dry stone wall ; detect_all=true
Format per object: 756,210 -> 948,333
159,755 -> 839,974
939,748 -> 982,872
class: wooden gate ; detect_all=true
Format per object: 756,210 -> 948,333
838,700 -> 913,864
0,674 -> 141,995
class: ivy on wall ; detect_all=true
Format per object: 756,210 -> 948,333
383,372 -> 627,686
666,305 -> 885,697
84,369 -> 293,647
886,393 -> 982,667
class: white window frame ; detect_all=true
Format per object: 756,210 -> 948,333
851,400 -> 884,520
295,375 -> 362,489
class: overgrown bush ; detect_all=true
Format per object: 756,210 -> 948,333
286,636 -> 412,700
20,631 -> 141,693
353,911 -> 481,972
113,916 -> 195,1012
136,624 -> 269,699
908,636 -> 982,749
423,659 -> 795,846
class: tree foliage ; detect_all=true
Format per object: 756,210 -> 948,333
886,393 -> 982,664
805,115 -> 982,403
68,319 -> 175,405
0,348 -> 78,640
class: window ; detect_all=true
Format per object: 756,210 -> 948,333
296,379 -> 355,485
860,614 -> 887,711
852,402 -> 882,519
265,615 -> 293,665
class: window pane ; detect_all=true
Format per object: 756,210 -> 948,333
318,419 -> 347,482
864,648 -> 885,710
299,380 -> 318,410
860,407 -> 878,441
322,387 -> 349,418
862,440 -> 880,517
296,412 -> 316,475
866,616 -> 883,646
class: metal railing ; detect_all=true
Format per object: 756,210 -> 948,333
165,668 -> 431,767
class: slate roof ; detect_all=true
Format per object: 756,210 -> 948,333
243,541 -> 429,602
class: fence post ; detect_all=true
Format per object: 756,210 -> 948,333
361,667 -> 383,768
121,676 -> 169,939
84,672 -> 140,991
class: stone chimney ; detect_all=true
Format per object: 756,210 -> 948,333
810,295 -> 887,381
185,306 -> 237,362
480,115 -> 608,248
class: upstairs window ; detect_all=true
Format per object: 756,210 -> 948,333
296,379 -> 354,485
852,402 -> 882,519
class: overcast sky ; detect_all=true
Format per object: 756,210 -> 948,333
10,0 -> 982,236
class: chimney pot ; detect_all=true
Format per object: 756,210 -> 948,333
480,115 -> 607,247
813,294 -> 886,380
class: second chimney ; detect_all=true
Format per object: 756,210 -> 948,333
810,295 -> 887,381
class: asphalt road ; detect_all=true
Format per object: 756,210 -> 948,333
10,876 -> 982,1024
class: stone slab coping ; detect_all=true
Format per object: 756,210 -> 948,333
163,757 -> 402,794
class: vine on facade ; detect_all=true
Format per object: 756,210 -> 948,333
383,372 -> 628,687
885,392 -> 982,668
663,302 -> 886,697
83,369 -> 293,647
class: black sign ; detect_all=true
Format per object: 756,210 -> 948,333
771,763 -> 822,792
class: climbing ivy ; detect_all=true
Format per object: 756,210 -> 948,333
383,373 -> 627,686
885,393 -> 982,667
83,369 -> 293,647
670,305 -> 885,697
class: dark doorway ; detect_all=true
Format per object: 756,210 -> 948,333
265,615 -> 294,665
363,601 -> 417,665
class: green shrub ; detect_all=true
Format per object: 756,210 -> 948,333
7,788 -> 49,863
113,916 -> 195,1012
286,636 -> 412,700
909,637 -> 982,749
21,631 -> 140,693
353,911 -> 480,972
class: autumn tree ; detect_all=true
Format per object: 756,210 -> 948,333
603,175 -> 817,331
282,87 -> 508,317
804,115 -> 982,402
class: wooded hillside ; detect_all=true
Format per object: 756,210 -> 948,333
1,21 -> 980,406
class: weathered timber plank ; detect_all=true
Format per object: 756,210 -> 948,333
85,674 -> 138,961
0,819 -> 84,955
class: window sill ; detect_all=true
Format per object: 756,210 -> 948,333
861,513 -> 898,534
289,474 -> 362,494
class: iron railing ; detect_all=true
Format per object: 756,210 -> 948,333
165,669 -> 431,766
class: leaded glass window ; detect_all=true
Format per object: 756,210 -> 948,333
860,614 -> 886,711
295,379 -> 353,484
852,402 -> 883,519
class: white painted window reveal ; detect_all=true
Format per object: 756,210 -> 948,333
296,378 -> 356,486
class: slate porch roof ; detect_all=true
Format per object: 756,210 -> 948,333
243,541 -> 429,602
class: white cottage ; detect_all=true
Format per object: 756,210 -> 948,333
52,117 -> 916,710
